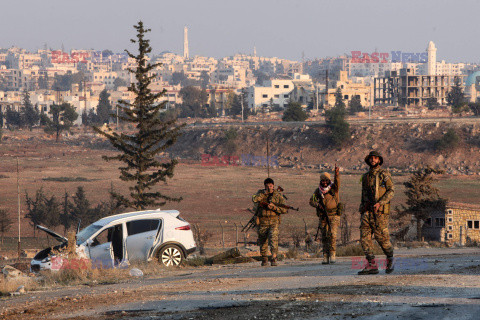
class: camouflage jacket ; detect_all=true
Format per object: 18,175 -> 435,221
252,189 -> 287,221
359,167 -> 394,214
309,173 -> 340,216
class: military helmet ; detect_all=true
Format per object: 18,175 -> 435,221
364,151 -> 383,166
320,172 -> 331,181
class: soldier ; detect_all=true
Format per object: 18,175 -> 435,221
252,178 -> 287,266
309,164 -> 340,264
358,151 -> 395,275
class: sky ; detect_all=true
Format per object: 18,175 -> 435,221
2,0 -> 479,63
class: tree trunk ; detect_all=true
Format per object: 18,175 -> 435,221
416,218 -> 422,241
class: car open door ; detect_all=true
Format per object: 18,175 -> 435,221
86,226 -> 115,268
126,219 -> 162,261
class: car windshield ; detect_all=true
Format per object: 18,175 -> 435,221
76,224 -> 103,245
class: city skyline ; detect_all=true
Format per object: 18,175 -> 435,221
2,0 -> 478,63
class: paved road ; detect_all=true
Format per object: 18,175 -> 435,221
1,247 -> 480,319
188,116 -> 480,129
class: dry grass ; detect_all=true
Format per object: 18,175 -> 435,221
333,243 -> 383,257
38,264 -> 128,287
0,276 -> 38,296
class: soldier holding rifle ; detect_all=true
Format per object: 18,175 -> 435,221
358,151 -> 395,275
252,178 -> 288,266
309,164 -> 340,264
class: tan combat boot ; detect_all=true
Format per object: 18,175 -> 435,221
261,257 -> 268,266
357,258 -> 379,275
270,257 -> 278,267
322,253 -> 329,264
330,252 -> 336,264
386,257 -> 394,274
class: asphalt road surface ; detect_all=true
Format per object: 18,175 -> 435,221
1,247 -> 480,319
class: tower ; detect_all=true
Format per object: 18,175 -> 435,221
183,26 -> 189,59
427,41 -> 437,76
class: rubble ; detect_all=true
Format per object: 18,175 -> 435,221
2,265 -> 26,279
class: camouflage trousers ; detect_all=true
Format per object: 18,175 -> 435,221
360,211 -> 393,260
320,215 -> 339,255
257,222 -> 279,258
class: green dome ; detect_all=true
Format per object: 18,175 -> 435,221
466,71 -> 480,86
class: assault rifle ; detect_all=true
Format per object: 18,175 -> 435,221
241,208 -> 257,232
313,199 -> 331,241
242,190 -> 299,232
258,201 -> 299,212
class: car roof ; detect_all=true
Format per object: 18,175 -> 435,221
94,209 -> 180,226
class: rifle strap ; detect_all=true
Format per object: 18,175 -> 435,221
374,172 -> 379,203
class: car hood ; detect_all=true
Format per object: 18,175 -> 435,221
37,225 -> 68,243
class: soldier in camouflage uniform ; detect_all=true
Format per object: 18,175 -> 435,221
252,178 -> 287,266
309,165 -> 340,264
358,151 -> 395,275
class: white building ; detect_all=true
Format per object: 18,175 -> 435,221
246,78 -> 294,111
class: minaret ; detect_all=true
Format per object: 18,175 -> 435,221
427,41 -> 437,76
183,26 -> 189,59
253,46 -> 257,57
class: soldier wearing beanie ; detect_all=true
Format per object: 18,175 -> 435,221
309,164 -> 340,264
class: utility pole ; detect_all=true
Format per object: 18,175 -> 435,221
16,158 -> 21,260
241,95 -> 244,123
325,69 -> 329,108
266,130 -> 270,178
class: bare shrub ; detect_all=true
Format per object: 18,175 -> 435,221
192,224 -> 213,255
290,227 -> 303,249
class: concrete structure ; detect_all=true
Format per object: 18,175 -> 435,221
422,203 -> 480,246
321,71 -> 373,108
374,68 -> 461,107
246,78 -> 294,111
184,26 -> 189,59
427,41 -> 437,76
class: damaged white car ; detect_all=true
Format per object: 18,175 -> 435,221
31,209 -> 196,271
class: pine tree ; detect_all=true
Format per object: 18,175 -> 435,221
96,89 -> 113,124
447,77 -> 467,113
395,167 -> 447,240
93,21 -> 184,210
325,88 -> 350,147
0,209 -> 13,244
60,190 -> 73,234
21,90 -> 40,130
348,95 -> 363,114
25,188 -> 49,238
43,102 -> 78,141
282,101 -> 308,122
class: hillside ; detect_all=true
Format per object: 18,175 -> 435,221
167,121 -> 480,175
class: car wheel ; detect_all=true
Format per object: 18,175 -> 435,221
157,245 -> 184,267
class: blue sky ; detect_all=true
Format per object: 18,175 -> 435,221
2,0 -> 478,62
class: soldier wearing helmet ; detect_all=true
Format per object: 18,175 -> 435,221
358,151 -> 395,275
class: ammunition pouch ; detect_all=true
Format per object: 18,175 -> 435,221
336,202 -> 345,216
381,203 -> 390,214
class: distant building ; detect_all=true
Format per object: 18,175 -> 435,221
322,71 -> 373,108
422,203 -> 480,245
246,78 -> 294,111
374,68 -> 462,107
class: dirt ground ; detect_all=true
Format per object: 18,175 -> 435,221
1,127 -> 480,251
1,247 -> 479,319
